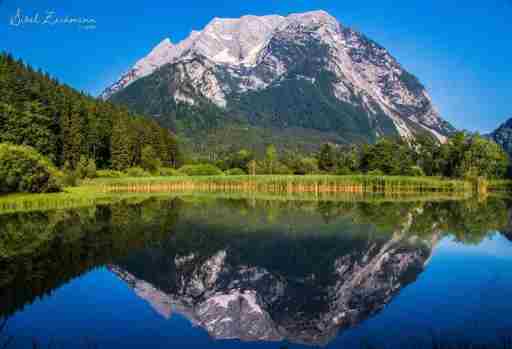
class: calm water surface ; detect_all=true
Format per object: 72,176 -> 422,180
1,195 -> 512,348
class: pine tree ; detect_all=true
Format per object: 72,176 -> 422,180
62,102 -> 82,168
23,101 -> 55,158
111,115 -> 131,170
141,145 -> 161,173
318,143 -> 336,172
265,145 -> 278,174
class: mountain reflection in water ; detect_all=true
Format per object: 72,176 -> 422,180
0,196 -> 511,347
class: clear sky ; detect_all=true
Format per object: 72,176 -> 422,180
1,0 -> 510,133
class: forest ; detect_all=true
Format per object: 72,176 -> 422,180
0,52 -> 180,172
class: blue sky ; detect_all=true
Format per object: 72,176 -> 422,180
1,0 -> 510,132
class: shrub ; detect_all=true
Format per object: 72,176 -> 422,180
67,157 -> 97,181
158,167 -> 181,176
255,161 -> 292,175
225,168 -> 247,176
336,167 -> 352,175
273,162 -> 293,175
0,143 -> 62,193
96,170 -> 125,178
367,169 -> 385,176
406,166 -> 425,177
125,167 -> 151,177
76,156 -> 88,179
178,164 -> 223,176
60,170 -> 79,187
293,157 -> 319,175
141,145 -> 162,173
86,159 -> 97,178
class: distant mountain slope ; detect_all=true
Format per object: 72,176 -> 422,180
490,117 -> 512,157
105,10 -> 454,153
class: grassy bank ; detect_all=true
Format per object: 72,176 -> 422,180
0,175 -> 493,214
96,175 -> 471,194
0,175 -> 474,214
0,186 -> 177,214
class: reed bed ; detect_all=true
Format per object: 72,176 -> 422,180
487,179 -> 512,192
0,176 -> 472,215
100,175 -> 472,195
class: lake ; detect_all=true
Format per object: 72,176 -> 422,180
1,195 -> 512,348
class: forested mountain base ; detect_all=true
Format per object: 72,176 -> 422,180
0,53 -> 180,171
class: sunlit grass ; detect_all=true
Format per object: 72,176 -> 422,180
97,175 -> 472,194
488,179 -> 512,192
0,175 -> 492,214
0,186 -> 169,214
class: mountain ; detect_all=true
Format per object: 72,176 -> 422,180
104,10 -> 454,153
490,117 -> 512,156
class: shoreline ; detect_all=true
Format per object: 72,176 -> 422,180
1,174 -> 506,214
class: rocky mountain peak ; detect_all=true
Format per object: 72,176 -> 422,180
101,10 -> 342,100
104,10 -> 455,147
132,38 -> 176,74
189,13 -> 285,66
154,37 -> 173,50
287,9 -> 339,27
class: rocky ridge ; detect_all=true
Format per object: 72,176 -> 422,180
103,10 -> 454,145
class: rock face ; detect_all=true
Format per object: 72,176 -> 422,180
490,117 -> 512,157
104,10 -> 454,147
109,234 -> 434,346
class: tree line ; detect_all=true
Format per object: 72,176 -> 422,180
0,52 -> 181,172
199,133 -> 509,179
